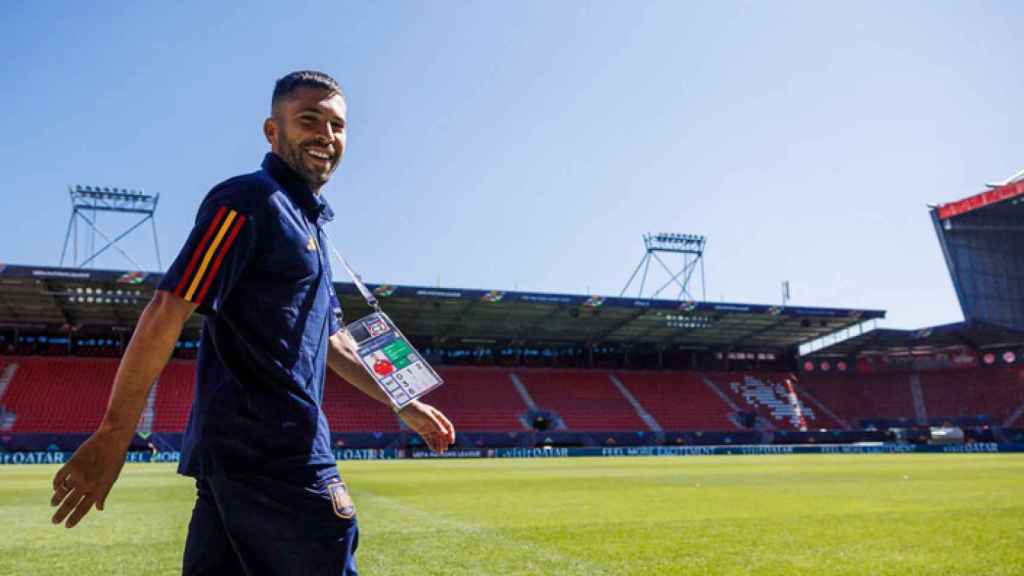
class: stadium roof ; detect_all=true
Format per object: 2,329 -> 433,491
0,264 -> 885,352
933,175 -> 1024,221
804,320 -> 1024,358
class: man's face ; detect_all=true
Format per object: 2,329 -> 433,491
265,86 -> 347,191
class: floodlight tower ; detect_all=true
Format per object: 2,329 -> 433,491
59,185 -> 162,270
620,233 -> 706,300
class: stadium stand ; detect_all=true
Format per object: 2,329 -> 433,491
0,357 -> 116,433
797,371 -> 917,426
152,361 -> 195,432
516,368 -> 648,431
4,352 -> 1021,439
615,371 -> 736,431
425,367 -> 529,432
918,366 -> 1024,424
706,372 -> 818,430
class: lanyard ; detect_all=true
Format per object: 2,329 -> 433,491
321,230 -> 381,313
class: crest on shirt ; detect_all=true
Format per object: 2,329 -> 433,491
306,236 -> 319,252
328,480 -> 356,520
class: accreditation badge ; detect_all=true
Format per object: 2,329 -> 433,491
345,312 -> 443,410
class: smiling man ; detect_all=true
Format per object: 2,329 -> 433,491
268,74 -> 346,188
49,71 -> 455,576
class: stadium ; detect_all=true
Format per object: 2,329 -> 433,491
3,4 -> 1024,575
3,177 -> 1024,450
2,174 -> 1023,574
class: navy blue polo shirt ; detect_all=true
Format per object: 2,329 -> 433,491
158,153 -> 343,482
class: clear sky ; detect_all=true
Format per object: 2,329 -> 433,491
2,1 -> 1021,329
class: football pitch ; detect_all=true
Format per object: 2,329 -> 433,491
1,454 -> 1022,575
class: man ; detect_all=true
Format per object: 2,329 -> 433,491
49,70 -> 455,575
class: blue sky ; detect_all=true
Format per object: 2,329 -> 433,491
1,1 -> 1022,329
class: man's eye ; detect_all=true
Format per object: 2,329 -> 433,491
331,123 -> 345,132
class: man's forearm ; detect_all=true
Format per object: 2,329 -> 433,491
327,331 -> 391,406
327,331 -> 455,454
99,292 -> 194,443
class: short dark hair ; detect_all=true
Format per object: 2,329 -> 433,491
272,70 -> 345,111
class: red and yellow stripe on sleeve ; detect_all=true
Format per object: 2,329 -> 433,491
173,206 -> 247,306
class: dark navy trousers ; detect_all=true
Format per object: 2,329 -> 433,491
182,472 -> 359,575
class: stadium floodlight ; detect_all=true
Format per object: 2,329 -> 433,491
645,233 -> 706,253
60,184 -> 163,270
621,232 -> 707,300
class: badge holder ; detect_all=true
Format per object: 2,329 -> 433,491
323,233 -> 443,410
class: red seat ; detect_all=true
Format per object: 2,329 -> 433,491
918,367 -> 1024,422
152,361 -> 196,432
423,367 -> 528,432
797,371 -> 916,424
0,357 -> 117,433
617,371 -> 735,430
517,368 -> 647,431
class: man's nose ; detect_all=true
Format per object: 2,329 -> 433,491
314,122 -> 334,143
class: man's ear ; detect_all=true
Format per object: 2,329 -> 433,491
263,117 -> 276,146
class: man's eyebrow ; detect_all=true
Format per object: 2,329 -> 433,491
295,107 -> 345,124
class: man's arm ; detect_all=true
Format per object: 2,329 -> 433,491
327,330 -> 455,453
50,290 -> 196,528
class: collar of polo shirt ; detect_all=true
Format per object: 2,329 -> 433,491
262,153 -> 336,225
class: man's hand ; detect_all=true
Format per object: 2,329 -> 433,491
398,400 -> 456,453
50,429 -> 129,528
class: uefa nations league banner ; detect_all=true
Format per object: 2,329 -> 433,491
2,443 -> 1023,465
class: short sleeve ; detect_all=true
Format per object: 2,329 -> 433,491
158,200 -> 256,316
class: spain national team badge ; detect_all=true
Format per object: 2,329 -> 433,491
328,480 -> 356,520
367,318 -> 390,338
307,236 -> 318,251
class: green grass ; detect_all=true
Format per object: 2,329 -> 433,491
2,454 -> 1022,575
